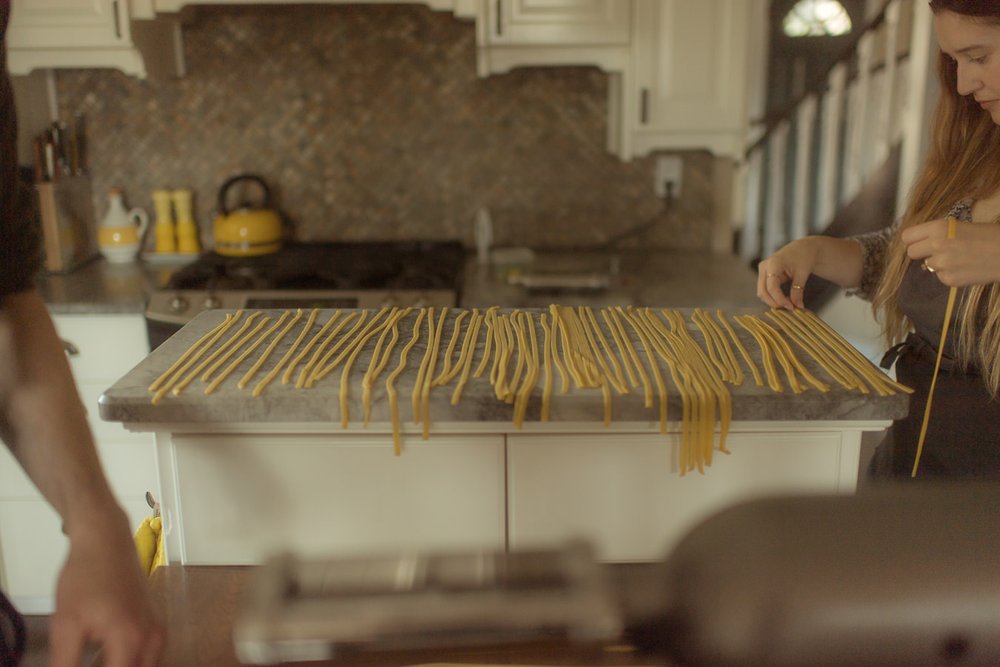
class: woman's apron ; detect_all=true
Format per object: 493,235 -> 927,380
870,254 -> 1000,480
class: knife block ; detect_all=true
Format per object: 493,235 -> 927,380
35,175 -> 99,273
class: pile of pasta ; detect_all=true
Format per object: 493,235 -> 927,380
147,306 -> 911,475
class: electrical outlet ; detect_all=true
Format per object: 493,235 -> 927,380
655,155 -> 683,198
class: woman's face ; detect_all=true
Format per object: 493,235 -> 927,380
935,10 -> 1000,124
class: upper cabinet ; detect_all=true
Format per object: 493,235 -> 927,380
485,0 -> 629,45
6,0 -> 147,76
625,0 -> 760,159
477,0 -> 631,76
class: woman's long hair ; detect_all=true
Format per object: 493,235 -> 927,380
872,2 -> 1000,395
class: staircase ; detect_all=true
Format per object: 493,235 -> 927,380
736,0 -> 938,361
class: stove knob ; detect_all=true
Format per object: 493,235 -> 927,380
202,295 -> 222,310
168,295 -> 189,314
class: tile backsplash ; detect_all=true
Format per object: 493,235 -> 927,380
54,4 -> 724,252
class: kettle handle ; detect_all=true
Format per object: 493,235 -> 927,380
217,174 -> 272,215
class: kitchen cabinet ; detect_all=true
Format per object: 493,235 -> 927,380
155,432 -> 506,564
484,0 -> 630,45
623,0 -> 760,159
0,313 -> 157,614
5,0 -> 146,76
476,0 -> 631,76
98,308 -> 906,566
507,428 -> 860,562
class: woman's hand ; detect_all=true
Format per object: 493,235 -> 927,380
902,218 -> 1000,287
757,237 -> 821,309
757,236 -> 865,309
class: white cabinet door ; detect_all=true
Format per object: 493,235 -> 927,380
0,313 -> 156,613
486,0 -> 630,45
507,430 -> 859,562
5,0 -> 147,76
7,0 -> 130,49
160,433 -> 506,564
629,0 -> 755,158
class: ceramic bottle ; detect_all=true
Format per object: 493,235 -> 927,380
97,188 -> 147,264
152,189 -> 176,254
172,189 -> 200,255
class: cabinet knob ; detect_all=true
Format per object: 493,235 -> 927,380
169,295 -> 189,314
61,339 -> 79,357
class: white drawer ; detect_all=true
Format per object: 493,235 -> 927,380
50,313 -> 149,381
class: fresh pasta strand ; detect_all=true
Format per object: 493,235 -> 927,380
387,309 -> 427,455
151,311 -> 248,403
362,308 -> 411,426
167,312 -> 262,396
474,307 -> 499,379
340,307 -> 403,429
312,307 -> 391,384
607,307 -> 651,407
602,308 -> 640,389
253,308 -> 320,397
450,310 -> 483,405
297,311 -> 363,389
238,309 -> 302,390
432,309 -> 469,386
412,307 -> 435,424
617,307 -> 668,435
581,306 -> 628,395
148,311 -> 238,394
735,315 -> 783,392
547,306 -> 571,394
283,310 -> 342,385
539,313 -> 555,422
420,307 -> 449,439
716,310 -> 764,387
203,315 -> 280,395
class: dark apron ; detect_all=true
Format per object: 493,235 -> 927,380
869,252 -> 1000,480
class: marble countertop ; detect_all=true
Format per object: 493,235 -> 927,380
461,248 -> 763,311
38,248 -> 762,316
38,256 -> 181,314
99,306 -> 909,429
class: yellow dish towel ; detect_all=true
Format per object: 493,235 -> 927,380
133,515 -> 166,576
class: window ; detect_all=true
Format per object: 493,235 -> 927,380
783,0 -> 852,37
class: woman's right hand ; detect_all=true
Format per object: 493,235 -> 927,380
756,237 -> 821,310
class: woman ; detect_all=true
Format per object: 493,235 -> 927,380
758,1 -> 1000,480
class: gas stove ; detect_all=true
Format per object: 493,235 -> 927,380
145,240 -> 465,348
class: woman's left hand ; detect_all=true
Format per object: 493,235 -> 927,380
902,218 -> 1000,286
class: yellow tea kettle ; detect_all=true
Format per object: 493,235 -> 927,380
212,174 -> 285,257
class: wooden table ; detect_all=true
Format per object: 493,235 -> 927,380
148,565 -> 669,667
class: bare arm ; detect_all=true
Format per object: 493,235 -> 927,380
756,236 -> 864,309
0,289 -> 164,667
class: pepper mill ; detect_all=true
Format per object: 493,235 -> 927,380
152,189 -> 176,254
172,188 -> 200,255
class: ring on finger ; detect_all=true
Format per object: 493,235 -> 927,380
791,284 -> 804,290
921,260 -> 936,273
766,272 -> 777,278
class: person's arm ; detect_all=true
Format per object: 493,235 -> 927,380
756,236 -> 865,309
0,290 -> 164,667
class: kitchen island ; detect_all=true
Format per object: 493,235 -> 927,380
100,306 -> 908,565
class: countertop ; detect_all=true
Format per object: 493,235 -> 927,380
98,305 -> 909,428
461,249 -> 762,310
37,255 -> 179,314
36,248 -> 763,316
